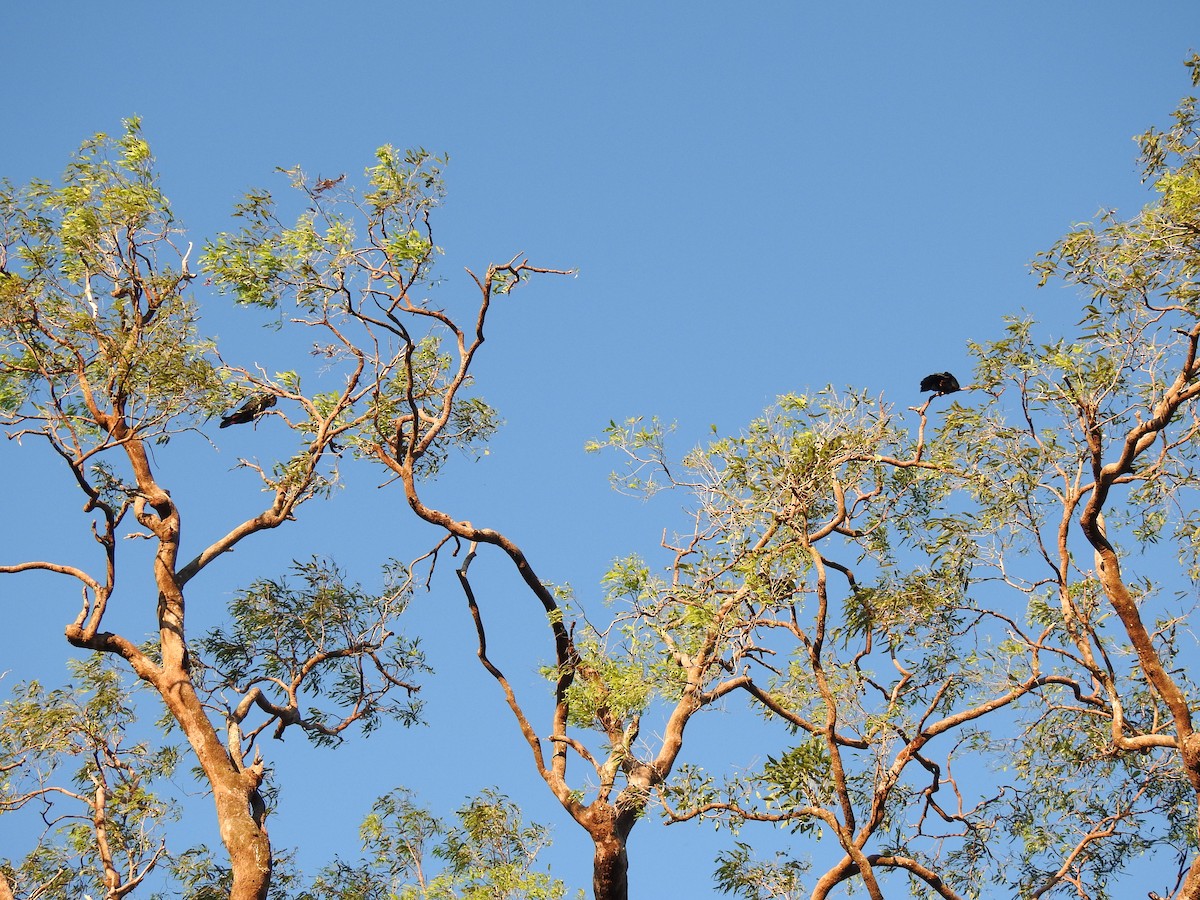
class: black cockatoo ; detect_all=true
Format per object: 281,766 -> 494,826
219,392 -> 277,428
920,372 -> 961,396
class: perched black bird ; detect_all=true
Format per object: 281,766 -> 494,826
219,392 -> 277,428
920,372 -> 961,396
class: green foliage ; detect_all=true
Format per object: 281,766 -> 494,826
437,789 -> 568,900
0,119 -> 225,435
364,146 -> 446,220
197,557 -> 429,746
307,787 -> 576,900
561,632 -> 656,731
165,844 -> 307,900
760,738 -> 834,814
585,416 -> 675,496
202,147 -> 502,482
713,843 -> 808,900
956,695 -> 1196,900
0,655 -> 178,898
203,147 -> 443,312
589,67 -> 1200,891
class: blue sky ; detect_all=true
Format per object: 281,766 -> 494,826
3,2 -> 1200,896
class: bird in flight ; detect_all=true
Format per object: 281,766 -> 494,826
219,392 -> 277,428
920,372 -> 961,396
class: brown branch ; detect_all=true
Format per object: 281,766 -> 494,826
866,855 -> 964,900
456,544 -> 579,814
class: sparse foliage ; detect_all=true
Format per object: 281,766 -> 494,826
594,57 -> 1200,900
197,557 -> 428,749
0,123 -> 441,899
305,788 -> 574,900
0,655 -> 177,900
6,55 -> 1200,900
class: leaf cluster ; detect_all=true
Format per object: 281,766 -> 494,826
197,557 -> 429,748
0,655 -> 179,899
304,787 -> 573,900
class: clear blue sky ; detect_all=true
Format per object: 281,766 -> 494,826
3,2 -> 1199,896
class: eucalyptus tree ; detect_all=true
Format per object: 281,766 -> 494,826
198,149 -> 634,896
955,60 -> 1200,897
206,60 -> 1200,895
12,60 -> 1200,900
212,163 -> 821,896
587,392 -> 1072,900
600,63 -> 1200,900
0,655 -> 177,900
306,787 -> 574,899
0,123 -> 433,899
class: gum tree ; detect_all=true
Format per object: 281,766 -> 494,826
204,68 -> 1200,896
589,392 -> 1071,900
0,124 -> 434,899
0,655 -> 177,900
308,787 -> 573,899
10,59 -> 1200,900
200,151 -> 620,896
214,165 -> 765,895
961,58 -> 1200,897
616,62 -> 1200,900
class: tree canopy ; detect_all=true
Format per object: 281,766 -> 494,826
3,58 -> 1200,900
